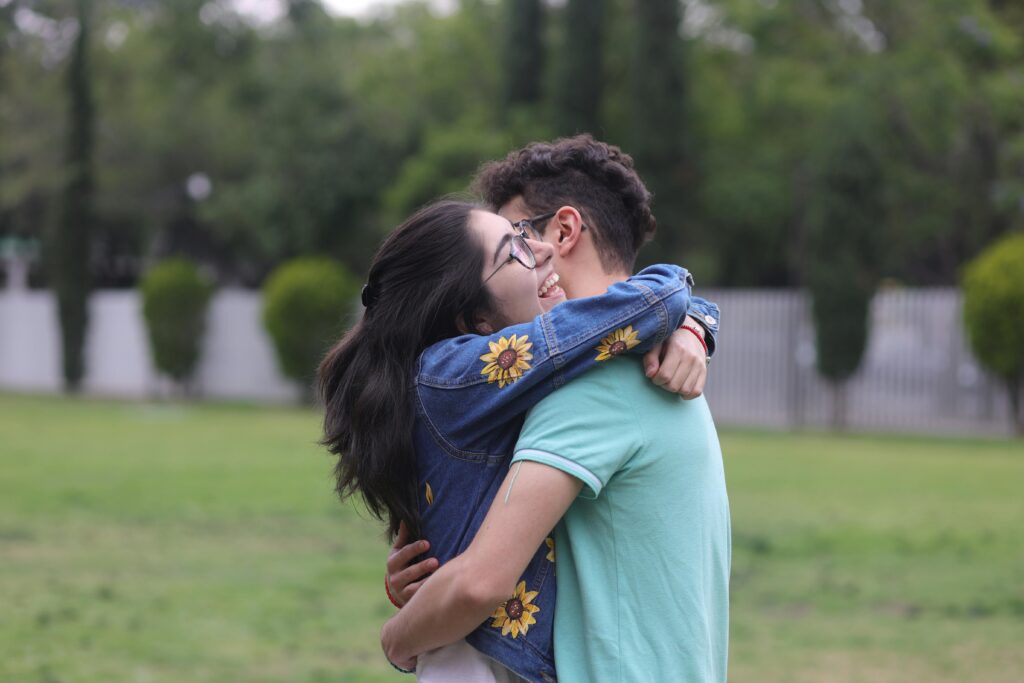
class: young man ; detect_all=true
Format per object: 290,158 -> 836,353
382,136 -> 730,682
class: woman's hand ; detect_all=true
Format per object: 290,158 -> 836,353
643,315 -> 708,399
386,521 -> 439,607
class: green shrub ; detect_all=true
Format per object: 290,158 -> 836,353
140,259 -> 214,386
262,258 -> 358,394
962,233 -> 1024,434
809,259 -> 874,431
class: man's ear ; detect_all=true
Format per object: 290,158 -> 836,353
553,206 -> 584,257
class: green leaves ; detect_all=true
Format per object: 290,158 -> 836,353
962,233 -> 1024,381
140,259 -> 213,385
262,258 -> 358,393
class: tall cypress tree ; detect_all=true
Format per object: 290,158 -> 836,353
51,0 -> 95,391
628,0 -> 688,258
553,0 -> 607,136
502,0 -> 545,110
805,107 -> 885,430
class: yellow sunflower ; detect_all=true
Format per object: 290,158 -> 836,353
490,581 -> 540,639
480,334 -> 533,388
545,537 -> 555,563
594,325 -> 641,361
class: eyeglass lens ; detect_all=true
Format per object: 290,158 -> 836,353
510,235 -> 536,268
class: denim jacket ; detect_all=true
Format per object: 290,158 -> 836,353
410,265 -> 720,682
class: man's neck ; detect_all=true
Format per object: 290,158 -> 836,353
562,266 -> 630,300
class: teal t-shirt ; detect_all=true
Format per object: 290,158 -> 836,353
512,357 -> 731,683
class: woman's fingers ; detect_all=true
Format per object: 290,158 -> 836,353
391,520 -> 410,551
386,538 -> 429,576
394,558 -> 439,600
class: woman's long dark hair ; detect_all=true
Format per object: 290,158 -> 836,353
318,200 -> 494,540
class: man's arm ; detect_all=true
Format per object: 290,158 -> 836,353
387,321 -> 711,605
380,462 -> 583,670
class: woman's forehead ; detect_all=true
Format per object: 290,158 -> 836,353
471,209 -> 517,240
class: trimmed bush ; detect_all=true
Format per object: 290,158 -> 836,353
262,258 -> 358,395
962,233 -> 1024,434
140,259 -> 213,387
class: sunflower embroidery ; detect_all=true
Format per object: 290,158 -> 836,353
480,334 -> 533,388
490,581 -> 540,639
545,537 -> 555,563
594,325 -> 641,361
425,482 -> 434,506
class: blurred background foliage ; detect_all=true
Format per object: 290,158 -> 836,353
1,0 -> 1023,291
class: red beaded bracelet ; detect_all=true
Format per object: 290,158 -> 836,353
680,325 -> 709,357
385,575 -> 403,609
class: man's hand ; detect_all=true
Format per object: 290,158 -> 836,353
381,618 -> 417,672
386,521 -> 439,607
643,315 -> 708,399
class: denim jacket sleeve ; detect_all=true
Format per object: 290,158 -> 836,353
687,296 -> 721,357
415,264 -> 700,458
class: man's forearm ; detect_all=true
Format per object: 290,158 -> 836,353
381,554 -> 505,666
382,462 -> 581,668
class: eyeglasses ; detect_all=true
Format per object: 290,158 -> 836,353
483,232 -> 537,284
511,211 -> 557,240
511,210 -> 588,240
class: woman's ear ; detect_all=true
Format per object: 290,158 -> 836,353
456,313 -> 495,336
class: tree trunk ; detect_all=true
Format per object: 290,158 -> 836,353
830,380 -> 847,432
1008,375 -> 1022,437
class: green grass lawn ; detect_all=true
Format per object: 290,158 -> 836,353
1,393 -> 1022,683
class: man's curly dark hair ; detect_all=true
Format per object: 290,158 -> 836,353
472,134 -> 657,273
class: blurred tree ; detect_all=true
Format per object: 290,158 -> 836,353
383,122 -> 509,222
0,1 -> 66,279
2,0 -> 1022,298
49,0 -> 95,391
628,0 -> 690,263
552,0 -> 606,136
502,0 -> 545,112
199,39 -> 398,281
962,233 -> 1024,435
805,101 -> 886,430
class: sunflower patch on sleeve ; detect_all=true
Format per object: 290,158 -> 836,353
594,326 -> 641,361
480,334 -> 533,388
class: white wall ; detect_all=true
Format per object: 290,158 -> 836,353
0,289 -> 299,402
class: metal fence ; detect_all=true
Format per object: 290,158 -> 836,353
0,287 -> 1014,436
700,288 -> 1013,437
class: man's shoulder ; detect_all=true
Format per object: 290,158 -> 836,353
524,357 -> 645,414
515,359 -> 646,498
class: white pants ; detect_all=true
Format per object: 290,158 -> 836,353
416,639 -> 528,683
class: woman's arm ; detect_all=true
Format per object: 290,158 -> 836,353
687,295 -> 720,356
380,462 -> 582,669
417,264 -> 696,447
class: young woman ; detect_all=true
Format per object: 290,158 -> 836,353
318,199 -> 715,682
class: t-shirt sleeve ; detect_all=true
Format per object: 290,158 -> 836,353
512,372 -> 642,500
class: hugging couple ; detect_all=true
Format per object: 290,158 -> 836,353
318,135 -> 730,683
